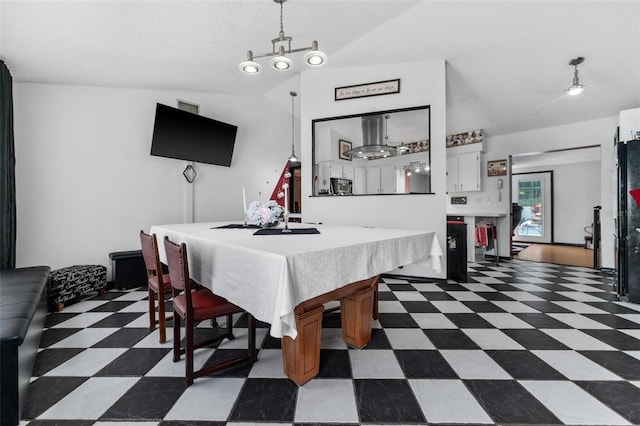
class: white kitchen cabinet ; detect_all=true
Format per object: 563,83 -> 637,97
380,166 -> 396,194
366,168 -> 380,193
317,161 -> 358,194
342,164 -> 354,181
317,162 -> 331,193
447,152 -> 481,193
365,166 -> 397,194
329,162 -> 354,180
353,167 -> 366,194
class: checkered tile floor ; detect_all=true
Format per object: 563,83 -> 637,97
21,259 -> 640,425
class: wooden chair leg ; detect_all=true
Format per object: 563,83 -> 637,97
226,314 -> 234,340
248,315 -> 257,362
373,283 -> 379,320
158,289 -> 167,344
148,287 -> 156,332
186,315 -> 194,387
173,311 -> 181,362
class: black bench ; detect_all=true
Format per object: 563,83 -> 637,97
0,266 -> 50,426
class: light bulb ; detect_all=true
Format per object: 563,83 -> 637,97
271,55 -> 293,71
239,61 -> 262,74
567,84 -> 584,96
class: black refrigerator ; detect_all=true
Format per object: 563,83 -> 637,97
617,138 -> 640,303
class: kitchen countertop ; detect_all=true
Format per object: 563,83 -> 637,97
446,208 -> 508,217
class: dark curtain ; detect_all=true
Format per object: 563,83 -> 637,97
0,60 -> 16,270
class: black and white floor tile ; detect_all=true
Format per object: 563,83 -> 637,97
21,259 -> 640,425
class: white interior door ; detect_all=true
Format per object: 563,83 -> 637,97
512,172 -> 552,243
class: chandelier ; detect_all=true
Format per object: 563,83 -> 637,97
566,57 -> 585,96
239,0 -> 327,75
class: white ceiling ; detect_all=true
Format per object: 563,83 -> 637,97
512,146 -> 601,169
1,0 -> 639,137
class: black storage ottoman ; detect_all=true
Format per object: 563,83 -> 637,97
109,250 -> 147,289
48,265 -> 107,311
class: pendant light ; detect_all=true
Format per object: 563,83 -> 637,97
288,91 -> 299,163
385,114 -> 410,154
566,57 -> 585,96
239,0 -> 327,75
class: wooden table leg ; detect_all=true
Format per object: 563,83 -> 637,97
341,285 -> 375,348
281,305 -> 324,386
281,275 -> 379,385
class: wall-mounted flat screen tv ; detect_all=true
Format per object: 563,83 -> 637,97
150,103 -> 238,167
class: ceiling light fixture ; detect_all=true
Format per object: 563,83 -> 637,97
405,161 -> 428,174
288,91 -> 299,162
567,57 -> 585,96
384,115 -> 410,154
239,0 -> 327,75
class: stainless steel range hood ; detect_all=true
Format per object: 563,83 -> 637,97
348,114 -> 396,159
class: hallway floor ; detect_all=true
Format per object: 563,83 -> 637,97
21,259 -> 640,425
514,243 -> 595,268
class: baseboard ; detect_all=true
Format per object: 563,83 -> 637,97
554,242 -> 589,248
381,273 -> 447,284
515,241 -> 591,248
479,255 -> 511,262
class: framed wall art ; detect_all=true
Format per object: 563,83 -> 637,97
446,129 -> 483,148
339,139 -> 352,161
487,159 -> 507,176
335,79 -> 400,101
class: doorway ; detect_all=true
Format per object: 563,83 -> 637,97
509,145 -> 601,267
289,163 -> 302,214
512,171 -> 553,244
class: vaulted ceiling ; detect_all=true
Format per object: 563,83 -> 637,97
2,1 -> 638,137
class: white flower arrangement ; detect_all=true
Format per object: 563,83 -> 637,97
245,200 -> 284,227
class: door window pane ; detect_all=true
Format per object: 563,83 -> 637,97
517,180 -> 543,237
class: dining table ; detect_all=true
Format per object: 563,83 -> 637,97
150,221 -> 442,385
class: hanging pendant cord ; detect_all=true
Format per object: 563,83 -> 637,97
280,2 -> 284,35
291,92 -> 295,151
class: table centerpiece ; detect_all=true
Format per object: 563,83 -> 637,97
246,200 -> 284,228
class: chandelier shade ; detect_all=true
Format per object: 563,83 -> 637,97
239,51 -> 262,74
303,41 -> 327,67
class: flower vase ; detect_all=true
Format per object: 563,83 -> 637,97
261,221 -> 280,229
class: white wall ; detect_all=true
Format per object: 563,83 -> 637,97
12,74 -> 621,280
300,60 -> 447,279
514,161 -> 601,245
13,83 -> 292,275
447,116 -> 617,268
619,107 -> 640,142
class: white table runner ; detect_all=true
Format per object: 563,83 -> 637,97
151,222 -> 442,338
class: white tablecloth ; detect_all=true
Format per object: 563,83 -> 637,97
151,222 -> 442,338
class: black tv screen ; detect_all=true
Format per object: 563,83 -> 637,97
150,103 -> 237,167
